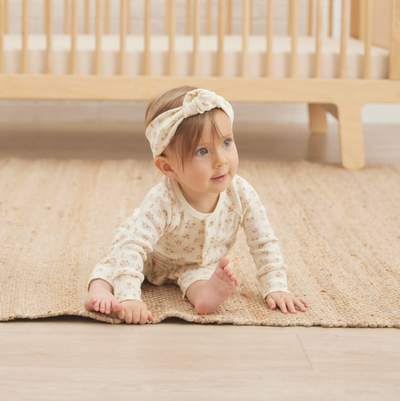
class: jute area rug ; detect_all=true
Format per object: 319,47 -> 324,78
0,158 -> 399,328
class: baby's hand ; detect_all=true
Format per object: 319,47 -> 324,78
117,300 -> 153,324
266,291 -> 309,314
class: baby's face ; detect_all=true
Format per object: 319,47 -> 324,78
172,110 -> 239,196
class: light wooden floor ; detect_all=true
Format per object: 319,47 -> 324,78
1,121 -> 400,400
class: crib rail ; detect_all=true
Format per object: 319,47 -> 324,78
0,1 -> 400,171
0,0 -> 399,79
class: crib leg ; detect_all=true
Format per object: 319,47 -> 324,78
308,104 -> 327,134
337,102 -> 366,170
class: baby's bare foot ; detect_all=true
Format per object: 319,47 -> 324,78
84,279 -> 122,315
195,257 -> 239,315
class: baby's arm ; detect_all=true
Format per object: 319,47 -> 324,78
238,177 -> 290,298
110,191 -> 170,304
238,177 -> 309,313
89,188 -> 169,307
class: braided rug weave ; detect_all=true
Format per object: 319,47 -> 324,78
0,158 -> 399,327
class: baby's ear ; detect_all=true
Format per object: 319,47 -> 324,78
154,156 -> 177,179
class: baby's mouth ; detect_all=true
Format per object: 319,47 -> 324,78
211,174 -> 228,181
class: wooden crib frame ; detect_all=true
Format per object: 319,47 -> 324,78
0,0 -> 399,170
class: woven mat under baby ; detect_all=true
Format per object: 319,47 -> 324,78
0,158 -> 399,328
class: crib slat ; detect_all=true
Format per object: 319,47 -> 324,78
0,0 -> 4,73
22,0 -> 29,74
105,0 -> 110,34
350,0 -> 361,39
265,0 -> 274,77
249,0 -> 252,35
46,0 -> 54,75
44,0 -> 47,34
85,0 -> 90,34
3,0 -> 7,34
207,0 -> 211,35
144,0 -> 151,75
217,0 -> 225,76
70,0 -> 78,74
95,0 -> 102,75
363,0 -> 372,79
119,0 -> 127,75
358,0 -> 366,41
290,0 -> 299,78
339,0 -> 349,78
390,0 -> 400,79
242,0 -> 250,77
227,0 -> 232,35
168,0 -> 175,75
186,0 -> 190,35
165,0 -> 169,35
307,0 -> 313,36
329,0 -> 334,37
314,0 -> 323,78
127,0 -> 130,34
65,0 -> 69,34
192,0 -> 200,76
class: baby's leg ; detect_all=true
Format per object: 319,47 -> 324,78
84,279 -> 122,314
185,257 -> 239,315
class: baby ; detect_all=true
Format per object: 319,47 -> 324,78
84,85 -> 309,324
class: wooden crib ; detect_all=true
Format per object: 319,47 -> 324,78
0,0 -> 399,169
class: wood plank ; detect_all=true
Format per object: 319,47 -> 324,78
0,319 -> 400,399
0,76 -> 399,104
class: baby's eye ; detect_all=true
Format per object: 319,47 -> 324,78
223,139 -> 232,147
196,148 -> 208,156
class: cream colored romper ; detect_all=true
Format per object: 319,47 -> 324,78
87,174 -> 291,302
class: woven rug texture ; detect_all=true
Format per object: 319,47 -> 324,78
0,158 -> 399,327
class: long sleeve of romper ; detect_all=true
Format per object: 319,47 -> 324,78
92,189 -> 169,303
238,177 -> 291,300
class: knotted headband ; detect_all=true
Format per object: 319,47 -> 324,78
145,88 -> 234,159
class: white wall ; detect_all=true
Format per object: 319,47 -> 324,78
1,0 -> 399,124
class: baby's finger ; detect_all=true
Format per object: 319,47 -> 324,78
105,300 -> 111,314
267,296 -> 276,310
132,307 -> 141,324
148,312 -> 153,321
294,298 -> 308,312
286,297 -> 297,314
117,308 -> 126,321
124,309 -> 133,324
277,298 -> 288,314
139,309 -> 148,325
299,298 -> 310,308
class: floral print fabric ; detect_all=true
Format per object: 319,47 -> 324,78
87,174 -> 290,302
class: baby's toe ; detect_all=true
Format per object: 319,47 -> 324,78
223,265 -> 232,275
93,298 -> 100,311
112,299 -> 122,311
225,267 -> 236,279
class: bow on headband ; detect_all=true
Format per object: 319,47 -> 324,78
145,88 -> 234,159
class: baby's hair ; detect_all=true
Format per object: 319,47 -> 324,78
145,85 -> 228,172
